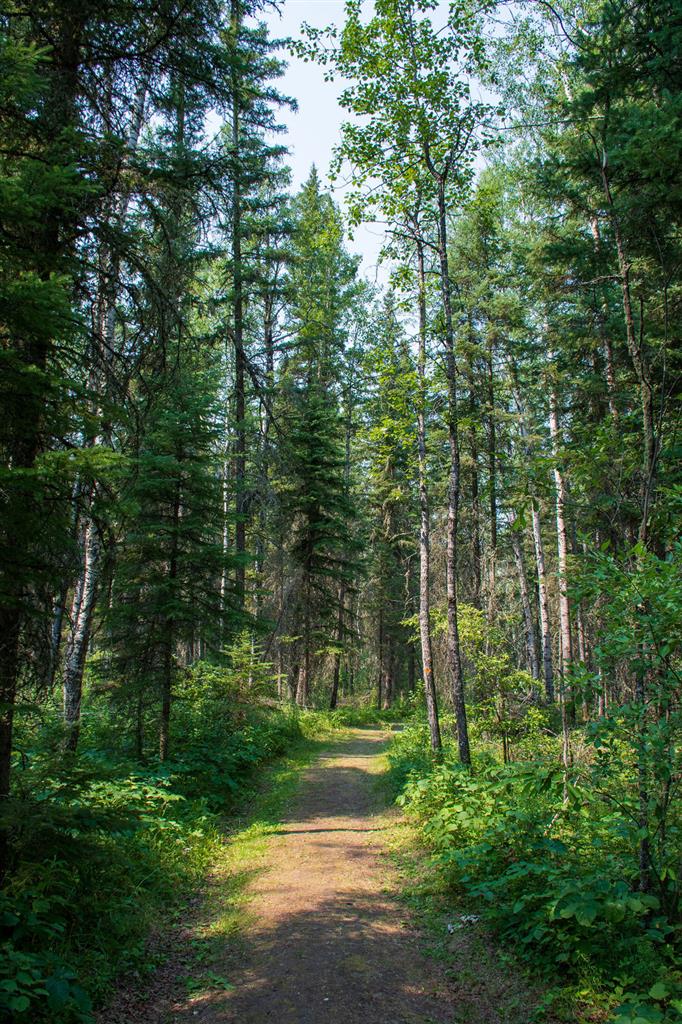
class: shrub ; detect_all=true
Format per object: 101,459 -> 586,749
390,721 -> 682,1022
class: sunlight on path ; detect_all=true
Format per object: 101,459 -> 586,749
173,728 -> 456,1024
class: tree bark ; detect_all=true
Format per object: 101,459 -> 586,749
231,0 -> 247,611
588,214 -> 619,424
329,584 -> 345,710
599,148 -> 657,542
434,177 -> 470,765
599,137 -> 656,892
531,502 -> 555,702
485,338 -> 497,626
63,517 -> 100,750
548,366 -> 572,772
159,480 -> 181,762
414,234 -> 442,752
510,514 -> 540,681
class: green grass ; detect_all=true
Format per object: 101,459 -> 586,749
182,731 -> 330,976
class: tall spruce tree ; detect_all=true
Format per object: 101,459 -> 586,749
275,169 -> 360,706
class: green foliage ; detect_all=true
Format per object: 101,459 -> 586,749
390,721 -> 682,1021
571,539 -> 682,913
2,699 -> 307,1022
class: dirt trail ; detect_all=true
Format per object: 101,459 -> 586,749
101,727 -> 543,1024
175,727 -> 457,1023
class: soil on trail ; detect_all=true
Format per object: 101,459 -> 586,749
101,728 -> 542,1024
180,728 -> 456,1024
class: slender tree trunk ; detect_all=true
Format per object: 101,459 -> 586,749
231,0 -> 246,611
464,316 -> 482,609
63,517 -> 100,750
329,584 -> 345,710
469,417 -> 482,610
548,367 -> 572,772
599,147 -> 655,892
485,339 -> 497,625
60,75 -> 148,748
531,503 -> 555,702
48,585 -> 68,688
296,650 -> 309,707
330,377 -> 353,712
377,607 -> 384,711
588,214 -> 619,424
382,633 -> 394,710
407,644 -> 416,693
159,480 -> 181,761
549,382 -> 572,677
414,234 -> 441,752
599,148 -> 657,542
296,577 -> 311,708
434,178 -> 470,765
288,658 -> 298,703
510,514 -> 540,681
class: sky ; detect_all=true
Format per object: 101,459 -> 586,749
262,1 -> 388,284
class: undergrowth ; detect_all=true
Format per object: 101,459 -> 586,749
1,672 -> 340,1024
389,720 -> 682,1024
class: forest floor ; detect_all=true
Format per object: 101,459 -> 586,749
98,727 -> 552,1024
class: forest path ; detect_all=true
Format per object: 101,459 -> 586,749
175,726 -> 460,1024
101,727 -> 539,1024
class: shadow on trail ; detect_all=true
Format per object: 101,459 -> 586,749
172,890 -> 459,1024
168,728 -> 464,1024
274,826 -> 390,835
275,733 -> 390,828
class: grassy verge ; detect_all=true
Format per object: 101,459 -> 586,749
172,727 -> 335,998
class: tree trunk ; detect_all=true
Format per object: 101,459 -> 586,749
469,415 -> 482,610
296,651 -> 310,708
381,636 -> 394,710
48,585 -> 68,689
159,481 -> 181,762
548,368 -> 572,772
599,141 -> 656,892
485,339 -> 497,626
588,214 -> 619,424
231,0 -> 247,611
407,644 -> 416,693
63,516 -> 100,750
59,74 -> 148,749
414,233 -> 441,752
464,315 -> 482,609
329,584 -> 345,710
377,606 -> 384,711
599,149 -> 657,542
531,502 -> 555,702
296,584 -> 311,708
510,515 -> 540,681
434,179 -> 470,765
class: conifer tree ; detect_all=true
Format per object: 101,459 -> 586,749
362,295 -> 418,709
222,0 -> 292,614
275,170 -> 360,706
